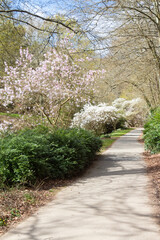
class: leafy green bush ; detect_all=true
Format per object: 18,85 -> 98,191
0,126 -> 102,187
144,108 -> 160,153
115,117 -> 126,129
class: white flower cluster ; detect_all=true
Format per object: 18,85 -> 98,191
112,98 -> 141,118
71,98 -> 144,134
0,120 -> 13,133
71,103 -> 120,135
112,98 -> 144,126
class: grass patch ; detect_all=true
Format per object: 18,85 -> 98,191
100,138 -> 115,152
100,128 -> 133,152
111,128 -> 133,137
0,112 -> 20,118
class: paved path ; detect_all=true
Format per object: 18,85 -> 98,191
1,129 -> 160,240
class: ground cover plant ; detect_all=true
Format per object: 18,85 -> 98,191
0,183 -> 64,235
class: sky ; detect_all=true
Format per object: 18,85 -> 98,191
13,0 -> 76,15
11,0 -> 118,55
13,0 -> 114,17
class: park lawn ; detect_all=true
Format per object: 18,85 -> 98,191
100,128 -> 133,152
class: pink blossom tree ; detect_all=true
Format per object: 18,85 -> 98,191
1,42 -> 103,127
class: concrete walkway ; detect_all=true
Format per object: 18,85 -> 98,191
1,129 -> 160,240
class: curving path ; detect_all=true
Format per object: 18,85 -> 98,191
1,129 -> 160,240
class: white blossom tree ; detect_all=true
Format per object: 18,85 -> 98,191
71,98 -> 145,135
71,103 -> 120,135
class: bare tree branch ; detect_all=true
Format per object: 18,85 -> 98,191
0,9 -> 80,33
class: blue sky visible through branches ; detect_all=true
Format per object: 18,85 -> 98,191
10,0 -> 117,55
13,0 -> 76,15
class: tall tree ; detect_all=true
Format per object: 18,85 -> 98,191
73,0 -> 160,107
0,20 -> 26,76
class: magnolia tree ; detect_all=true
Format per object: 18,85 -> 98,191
0,40 -> 103,127
71,98 -> 145,135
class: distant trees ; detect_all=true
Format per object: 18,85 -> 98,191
1,0 -> 159,112
0,20 -> 26,76
107,0 -> 160,108
0,0 -> 85,77
73,0 -> 160,108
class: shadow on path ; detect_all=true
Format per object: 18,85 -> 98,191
1,129 -> 160,240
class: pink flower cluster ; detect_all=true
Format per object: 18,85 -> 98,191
1,43 -> 103,125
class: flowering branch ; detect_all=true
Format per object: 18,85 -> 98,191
1,38 -> 104,127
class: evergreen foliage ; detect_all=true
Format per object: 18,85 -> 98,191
0,126 -> 102,187
144,108 -> 160,153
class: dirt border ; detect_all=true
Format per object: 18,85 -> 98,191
144,152 -> 160,225
138,134 -> 160,225
0,180 -> 72,236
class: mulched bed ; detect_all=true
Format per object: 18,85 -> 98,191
139,135 -> 160,222
0,179 -> 73,236
143,151 -> 160,222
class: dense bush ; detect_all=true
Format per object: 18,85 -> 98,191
0,126 -> 102,187
144,108 -> 160,153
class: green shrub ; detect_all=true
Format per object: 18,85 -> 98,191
116,117 -> 126,129
0,126 -> 102,187
144,108 -> 160,153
